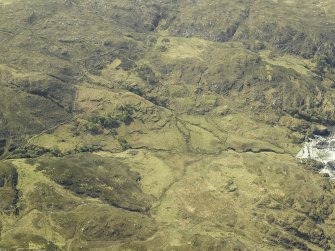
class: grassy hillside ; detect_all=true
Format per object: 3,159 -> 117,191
1,0 -> 335,250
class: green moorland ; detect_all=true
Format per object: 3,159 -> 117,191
1,0 -> 335,250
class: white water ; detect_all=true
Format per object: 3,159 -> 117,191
296,135 -> 335,179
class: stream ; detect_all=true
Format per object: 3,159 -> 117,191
296,134 -> 335,179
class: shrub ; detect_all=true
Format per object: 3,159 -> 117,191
116,105 -> 134,125
85,122 -> 103,135
86,105 -> 135,135
146,95 -> 169,107
74,145 -> 102,153
10,145 -> 51,158
51,146 -> 62,157
118,138 -> 131,151
126,85 -> 144,96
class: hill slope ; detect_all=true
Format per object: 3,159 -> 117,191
1,0 -> 335,250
